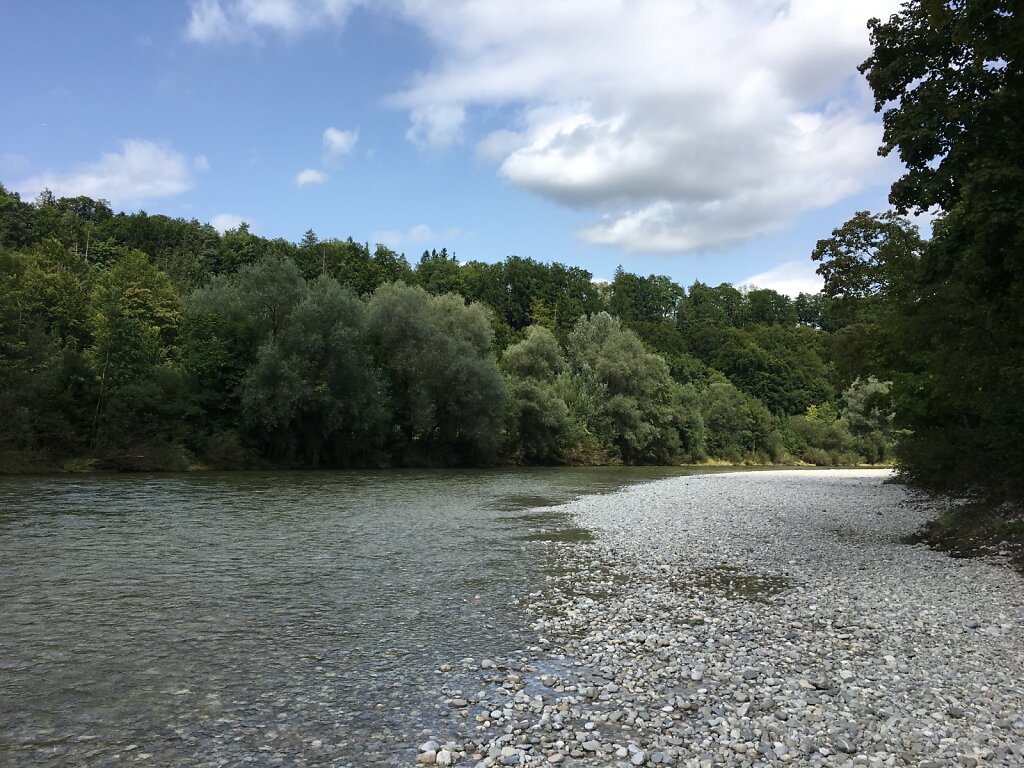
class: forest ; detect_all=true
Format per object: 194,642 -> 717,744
0,184 -> 894,473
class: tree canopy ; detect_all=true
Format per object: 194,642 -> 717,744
814,0 -> 1024,498
0,179 -> 891,472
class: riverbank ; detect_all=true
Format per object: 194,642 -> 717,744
419,469 -> 1024,767
0,447 -> 893,475
911,500 -> 1024,577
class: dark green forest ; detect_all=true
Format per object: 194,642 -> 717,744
0,182 -> 896,473
815,0 -> 1023,502
1,1 -> 1019,507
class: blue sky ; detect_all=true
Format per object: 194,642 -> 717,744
2,0 -> 905,294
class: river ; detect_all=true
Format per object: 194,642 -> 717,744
0,467 -> 710,767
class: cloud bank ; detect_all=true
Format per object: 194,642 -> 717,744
391,0 -> 902,253
741,259 -> 824,298
372,223 -> 462,249
187,0 -> 903,253
210,212 -> 249,233
17,139 -> 199,204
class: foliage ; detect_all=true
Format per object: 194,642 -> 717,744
842,377 -> 893,436
609,268 -> 684,323
241,277 -> 385,466
814,0 -> 1024,497
501,326 -> 572,463
701,381 -> 776,462
366,282 -> 505,464
460,256 -> 602,335
0,184 -> 893,471
565,313 -> 703,464
861,0 -> 1021,215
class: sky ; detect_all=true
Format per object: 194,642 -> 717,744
1,0 -> 907,295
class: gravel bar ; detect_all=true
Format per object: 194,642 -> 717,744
417,469 -> 1024,768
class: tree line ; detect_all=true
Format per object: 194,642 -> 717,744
0,186 -> 892,471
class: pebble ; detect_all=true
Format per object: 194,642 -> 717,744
416,470 -> 1024,768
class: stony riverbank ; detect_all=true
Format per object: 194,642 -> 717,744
415,469 -> 1024,767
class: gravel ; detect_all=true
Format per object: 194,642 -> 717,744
417,469 -> 1024,767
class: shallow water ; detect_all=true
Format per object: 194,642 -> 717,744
0,466 -> 700,767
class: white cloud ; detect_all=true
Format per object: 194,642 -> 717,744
388,0 -> 902,252
186,0 -> 361,42
372,224 -> 461,248
405,104 -> 465,149
210,213 -> 249,233
322,127 -> 358,162
16,139 -> 196,204
186,0 -> 234,42
741,259 -> 823,298
295,168 -> 328,187
183,0 -> 905,254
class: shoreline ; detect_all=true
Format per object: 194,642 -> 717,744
0,456 -> 894,476
419,469 -> 1024,767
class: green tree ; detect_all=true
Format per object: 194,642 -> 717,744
215,222 -> 260,274
748,324 -> 833,415
0,185 -> 38,249
182,254 -> 307,452
627,320 -> 708,386
372,244 -> 413,286
812,211 -> 925,387
794,292 -> 828,329
301,238 -> 382,295
677,281 -> 745,333
701,381 -> 776,462
96,210 -> 221,289
366,282 -> 505,464
743,288 -> 797,327
18,238 -> 93,347
415,248 -> 465,296
86,250 -> 185,452
501,326 -> 572,463
861,1 -> 1021,215
189,254 -> 306,356
842,377 -> 893,436
460,256 -> 603,335
838,1 -> 1024,495
89,250 -> 181,385
609,268 -> 684,323
566,313 -> 700,463
241,277 -> 385,466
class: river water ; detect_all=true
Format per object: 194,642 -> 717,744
0,467 -> 702,767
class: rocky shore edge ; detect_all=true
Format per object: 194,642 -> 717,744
413,470 -> 1024,768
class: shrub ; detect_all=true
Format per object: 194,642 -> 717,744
801,448 -> 833,466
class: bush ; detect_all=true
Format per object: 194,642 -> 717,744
801,448 -> 833,466
854,431 -> 891,464
203,430 -> 251,470
744,450 -> 772,465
